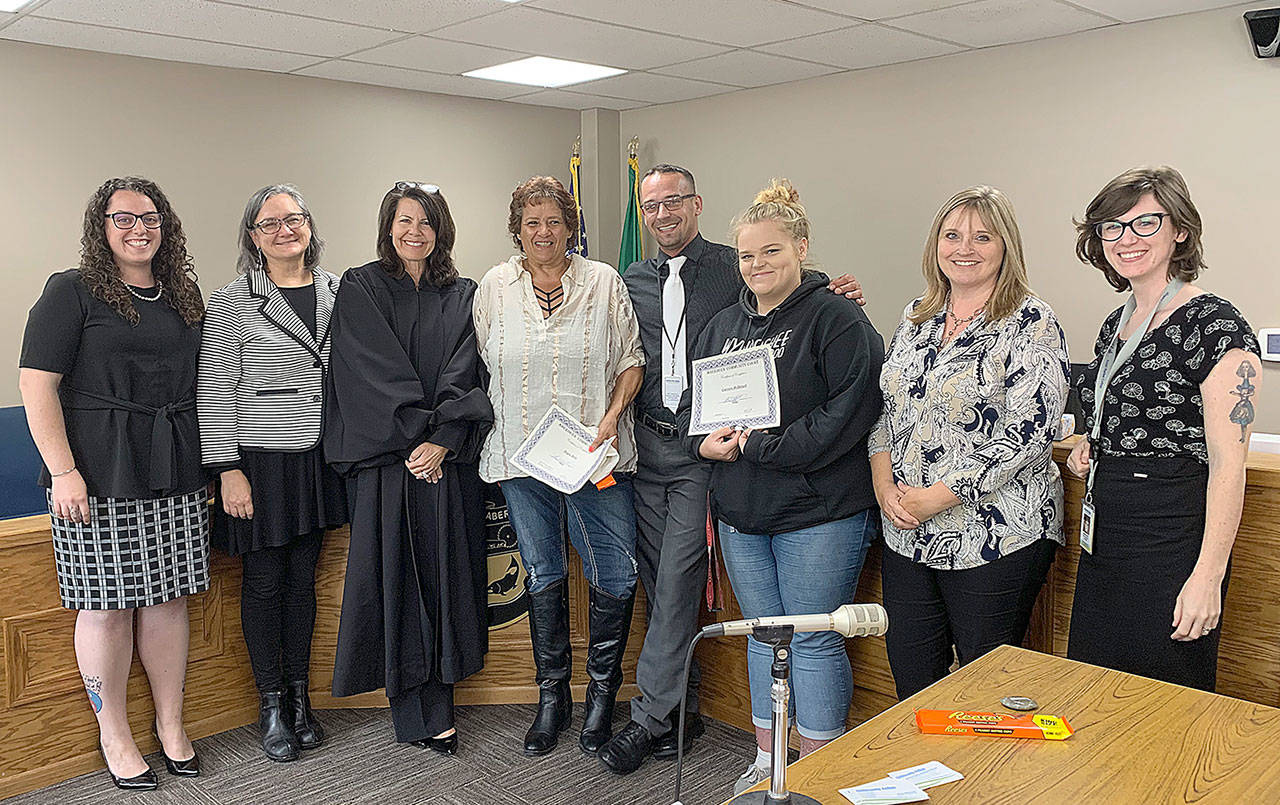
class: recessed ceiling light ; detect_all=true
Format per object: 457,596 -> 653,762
0,0 -> 37,11
464,56 -> 625,88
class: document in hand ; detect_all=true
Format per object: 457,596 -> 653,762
510,405 -> 618,494
687,344 -> 781,435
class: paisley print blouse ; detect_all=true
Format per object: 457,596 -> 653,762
870,295 -> 1070,570
1075,294 -> 1258,463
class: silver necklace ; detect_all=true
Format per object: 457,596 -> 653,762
125,279 -> 164,302
945,296 -> 985,325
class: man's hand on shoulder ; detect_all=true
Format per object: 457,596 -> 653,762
828,274 -> 865,306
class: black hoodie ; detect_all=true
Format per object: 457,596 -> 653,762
677,273 -> 884,534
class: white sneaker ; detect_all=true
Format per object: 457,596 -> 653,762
733,762 -> 770,795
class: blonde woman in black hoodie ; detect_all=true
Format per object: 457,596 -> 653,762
677,179 -> 884,794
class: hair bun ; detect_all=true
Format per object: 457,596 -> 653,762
753,178 -> 800,207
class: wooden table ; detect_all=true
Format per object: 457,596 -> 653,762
731,645 -> 1280,804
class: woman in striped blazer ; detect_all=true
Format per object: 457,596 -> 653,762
197,184 -> 347,762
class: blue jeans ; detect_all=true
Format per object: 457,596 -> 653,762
719,510 -> 877,740
500,476 -> 638,598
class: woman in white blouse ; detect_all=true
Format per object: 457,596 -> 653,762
473,176 -> 645,758
869,186 -> 1069,698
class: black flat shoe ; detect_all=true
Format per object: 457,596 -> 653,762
653,712 -> 706,760
99,745 -> 158,791
154,722 -> 200,777
411,732 -> 458,755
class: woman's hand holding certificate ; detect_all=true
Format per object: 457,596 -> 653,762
688,345 -> 781,435
510,405 -> 619,494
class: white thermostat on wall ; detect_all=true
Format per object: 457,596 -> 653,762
1260,328 -> 1280,362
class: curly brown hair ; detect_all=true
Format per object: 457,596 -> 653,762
80,177 -> 204,326
376,183 -> 458,286
1074,166 -> 1207,292
507,175 -> 578,252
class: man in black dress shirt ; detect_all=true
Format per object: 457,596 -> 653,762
599,164 -> 863,775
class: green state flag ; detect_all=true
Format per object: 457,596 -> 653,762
618,150 -> 644,272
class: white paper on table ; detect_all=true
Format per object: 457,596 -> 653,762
687,344 -> 781,435
510,405 -> 618,494
839,777 -> 929,805
887,761 -> 964,790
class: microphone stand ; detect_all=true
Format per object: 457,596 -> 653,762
730,625 -> 819,805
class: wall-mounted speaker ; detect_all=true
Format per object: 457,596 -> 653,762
1245,8 -> 1280,58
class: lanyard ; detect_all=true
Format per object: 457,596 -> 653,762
660,259 -> 698,375
1084,278 -> 1184,500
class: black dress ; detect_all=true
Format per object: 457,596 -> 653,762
212,283 -> 347,556
323,263 -> 493,715
1068,294 -> 1259,690
19,270 -> 209,609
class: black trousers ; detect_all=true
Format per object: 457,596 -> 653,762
389,680 -> 454,742
240,530 -> 324,692
881,539 -> 1057,699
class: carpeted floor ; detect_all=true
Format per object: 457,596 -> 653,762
8,705 -> 756,805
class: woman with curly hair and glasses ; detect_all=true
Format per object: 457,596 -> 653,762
19,177 -> 209,791
325,182 -> 493,754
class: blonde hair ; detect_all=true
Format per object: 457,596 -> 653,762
731,178 -> 812,268
910,185 -> 1031,325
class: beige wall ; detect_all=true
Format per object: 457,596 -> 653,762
621,3 -> 1280,432
0,40 -> 579,406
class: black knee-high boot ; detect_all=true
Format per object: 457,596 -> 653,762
524,579 -> 573,756
580,586 -> 636,754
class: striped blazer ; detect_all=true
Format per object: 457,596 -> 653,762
197,267 -> 340,465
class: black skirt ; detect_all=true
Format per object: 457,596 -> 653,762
1067,455 -> 1226,691
212,446 -> 347,556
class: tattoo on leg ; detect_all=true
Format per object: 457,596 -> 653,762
82,674 -> 104,713
1229,361 -> 1257,443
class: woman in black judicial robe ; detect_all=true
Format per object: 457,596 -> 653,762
324,183 -> 493,753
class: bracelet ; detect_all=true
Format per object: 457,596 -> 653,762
50,466 -> 77,478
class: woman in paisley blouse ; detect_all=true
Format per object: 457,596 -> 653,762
869,185 -> 1069,698
1065,166 -> 1261,691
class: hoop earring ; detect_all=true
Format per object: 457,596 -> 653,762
255,248 -> 265,271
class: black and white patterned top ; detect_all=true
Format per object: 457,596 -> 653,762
1076,293 -> 1259,463
870,295 -> 1070,570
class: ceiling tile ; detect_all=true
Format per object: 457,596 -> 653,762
1067,1 -> 1245,23
0,13 -> 16,29
526,0 -> 852,47
347,34 -> 525,74
429,6 -> 728,70
570,70 -> 734,102
297,59 -> 531,99
1,16 -> 319,71
655,49 -> 839,88
34,0 -> 400,56
507,88 -> 641,110
786,0 -> 978,21
760,22 -> 963,69
888,0 -> 1114,48
220,0 -> 512,33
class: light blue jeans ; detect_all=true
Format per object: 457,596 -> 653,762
719,510 -> 877,740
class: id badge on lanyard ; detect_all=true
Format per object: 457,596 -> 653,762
1080,278 -> 1183,553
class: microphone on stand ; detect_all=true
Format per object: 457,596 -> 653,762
670,603 -> 889,805
700,603 -> 888,639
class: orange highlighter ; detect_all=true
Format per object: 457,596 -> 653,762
915,709 -> 1073,740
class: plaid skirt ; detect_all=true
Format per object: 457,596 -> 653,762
48,489 -> 211,610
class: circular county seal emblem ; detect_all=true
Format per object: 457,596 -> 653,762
483,483 -> 529,629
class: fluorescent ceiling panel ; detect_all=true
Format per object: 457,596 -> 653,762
464,55 -> 624,87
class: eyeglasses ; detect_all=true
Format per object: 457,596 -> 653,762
106,211 -> 164,230
640,194 -> 696,215
1095,212 -> 1168,242
249,213 -> 309,235
394,181 -> 440,193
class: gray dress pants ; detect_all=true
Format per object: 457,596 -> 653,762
629,423 -> 712,736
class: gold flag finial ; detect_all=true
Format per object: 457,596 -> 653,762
627,136 -> 639,158
572,135 -> 581,158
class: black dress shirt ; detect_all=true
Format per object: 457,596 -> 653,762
623,233 -> 741,425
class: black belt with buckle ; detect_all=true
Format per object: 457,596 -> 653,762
638,411 -> 678,439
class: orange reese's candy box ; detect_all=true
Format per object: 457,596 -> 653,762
915,709 -> 1073,740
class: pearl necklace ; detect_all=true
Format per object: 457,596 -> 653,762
125,280 -> 164,302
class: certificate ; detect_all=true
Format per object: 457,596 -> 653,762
511,405 -> 619,494
688,344 -> 781,435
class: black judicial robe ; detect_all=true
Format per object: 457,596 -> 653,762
324,262 -> 493,699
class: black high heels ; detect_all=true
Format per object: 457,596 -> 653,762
98,744 -> 158,791
153,720 -> 201,777
411,732 -> 458,756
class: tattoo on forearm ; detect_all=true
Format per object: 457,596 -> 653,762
1229,361 -> 1257,443
82,674 -> 103,713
